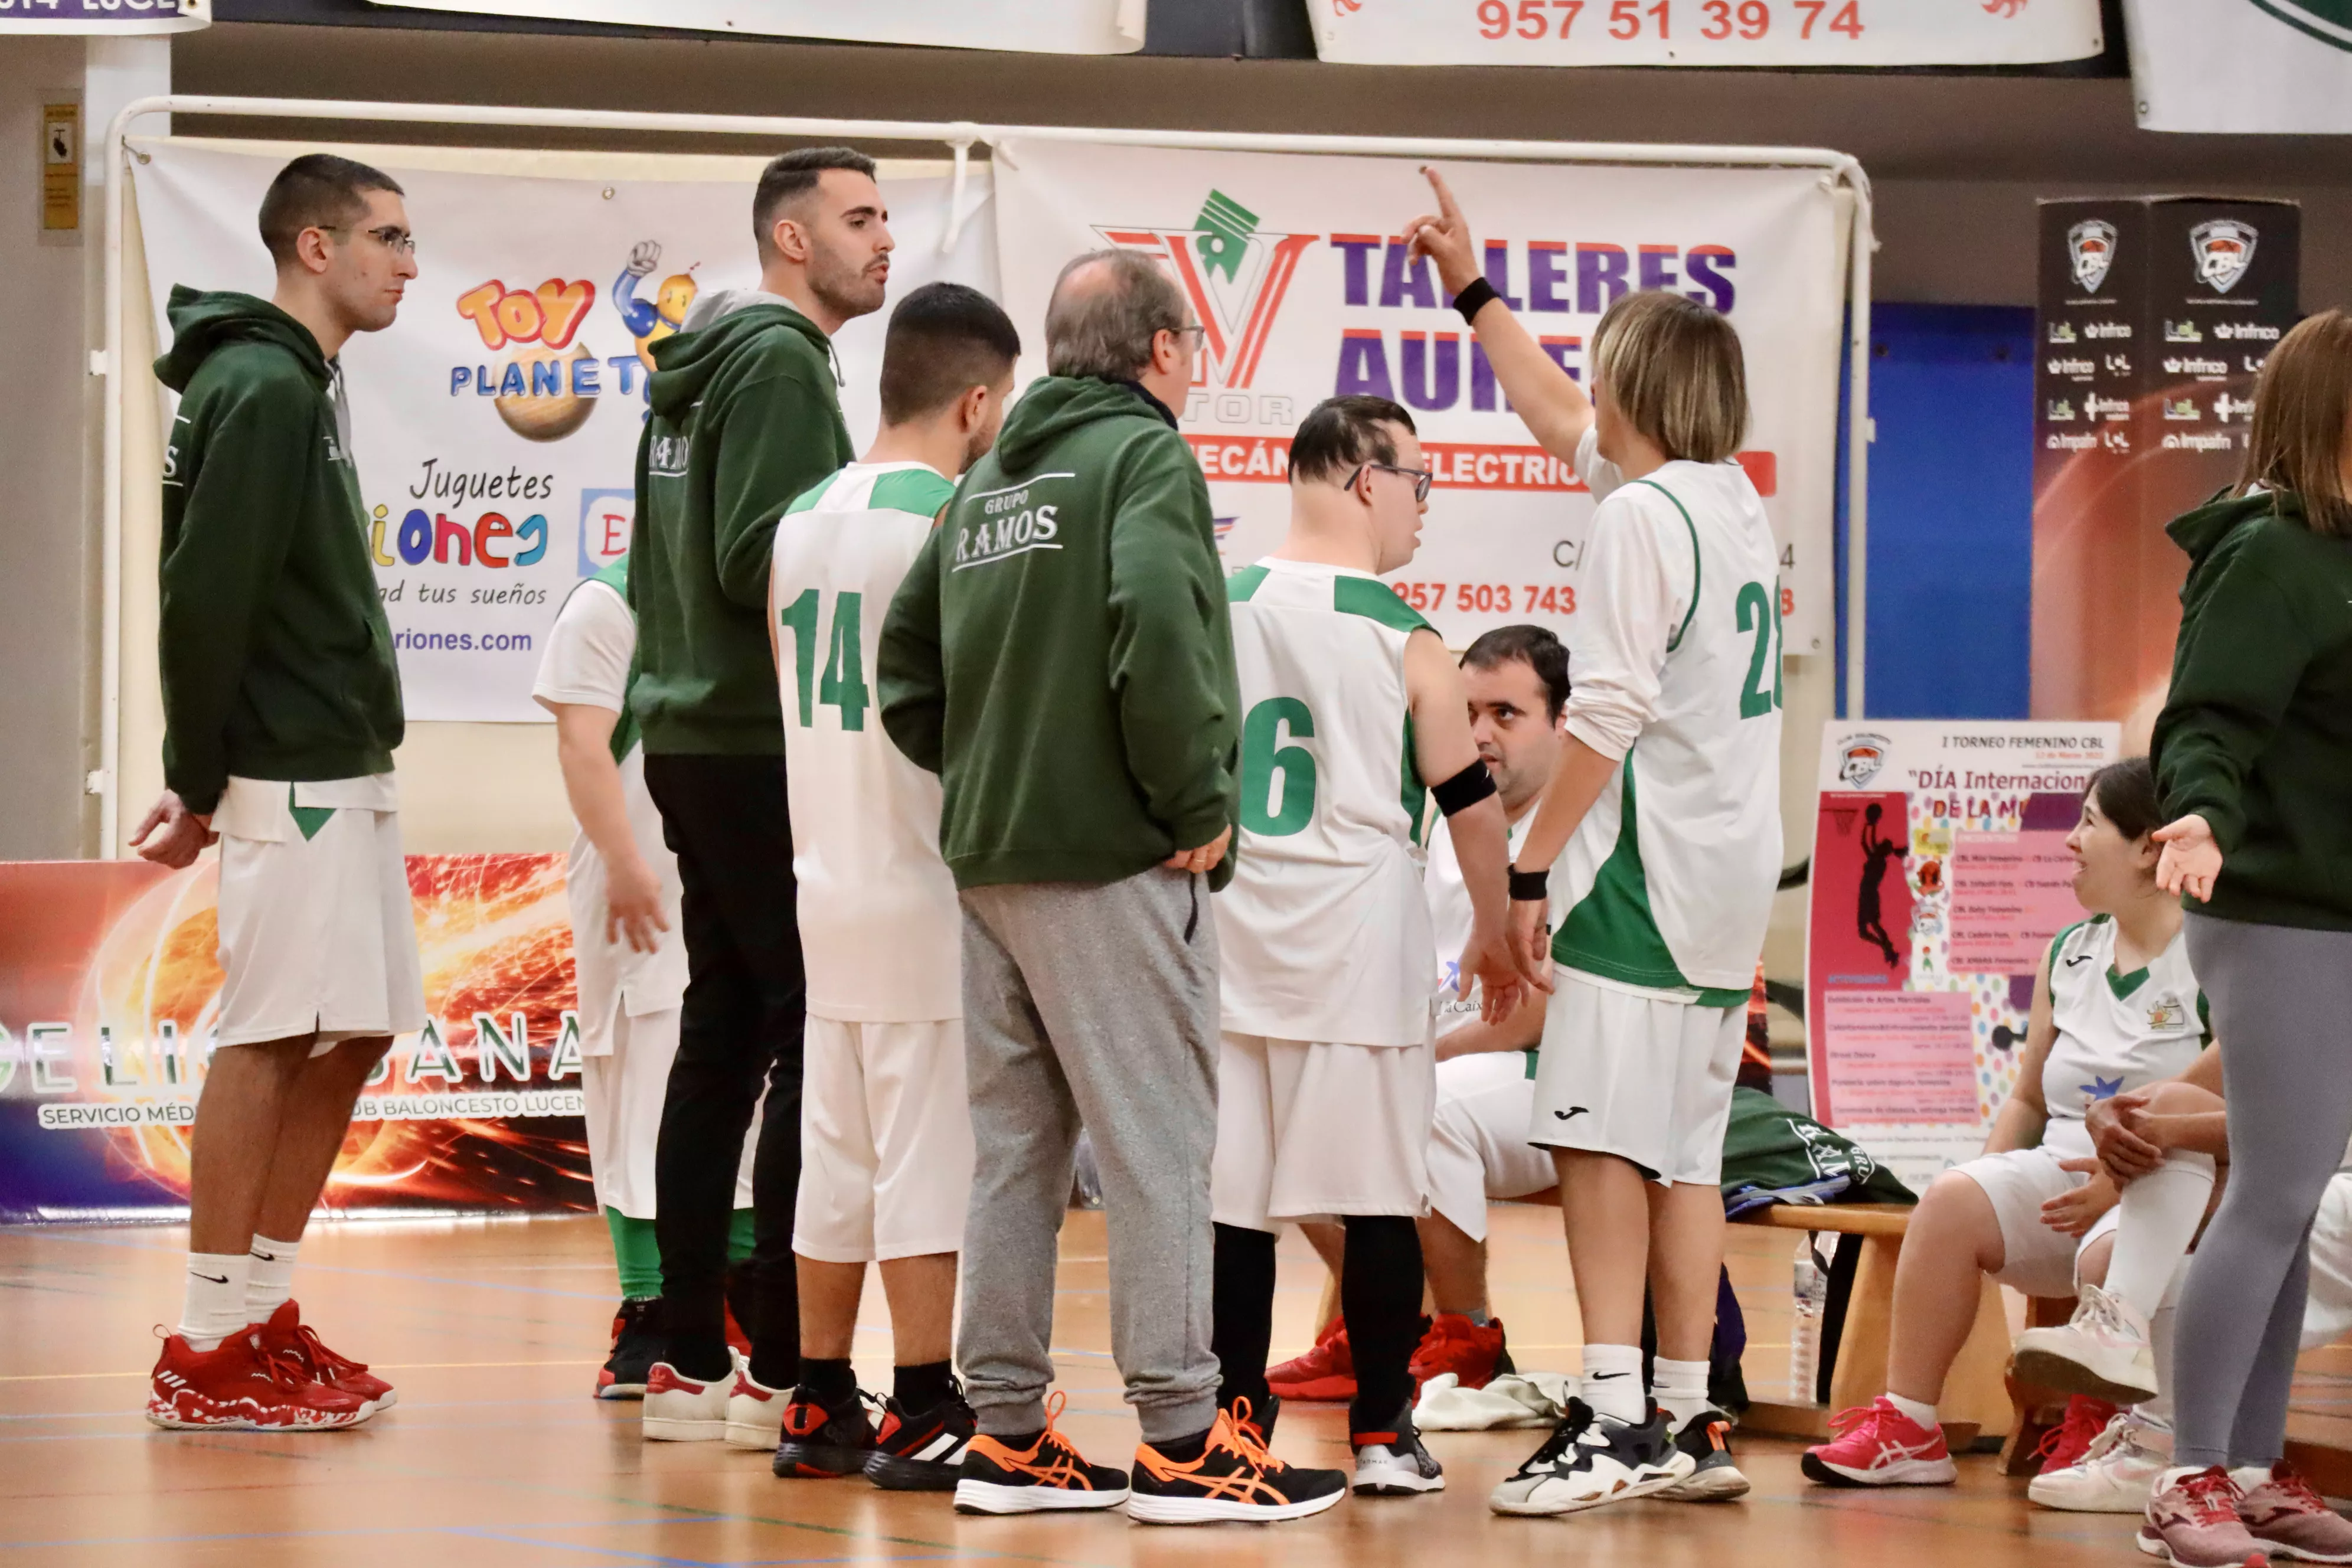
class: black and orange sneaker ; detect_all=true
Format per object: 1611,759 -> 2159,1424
597,1297 -> 662,1402
1351,1400 -> 1445,1496
771,1384 -> 880,1478
1128,1401 -> 1349,1524
1660,1407 -> 1750,1501
865,1378 -> 979,1492
952,1391 -> 1131,1514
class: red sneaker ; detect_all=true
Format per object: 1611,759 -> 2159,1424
146,1328 -> 371,1430
1800,1397 -> 1957,1487
254,1301 -> 396,1415
1268,1317 -> 1357,1403
2032,1394 -> 2121,1475
1410,1314 -> 1514,1392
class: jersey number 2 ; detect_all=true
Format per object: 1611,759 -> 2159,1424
778,589 -> 870,731
1240,697 -> 1317,837
1735,579 -> 1784,720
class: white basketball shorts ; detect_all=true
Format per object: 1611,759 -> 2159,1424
793,1016 -> 974,1264
1527,969 -> 1743,1187
1425,1048 -> 1560,1242
1951,1145 -> 2121,1299
212,775 -> 424,1054
1211,1031 -> 1436,1232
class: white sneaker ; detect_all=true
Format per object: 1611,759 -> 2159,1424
2027,1411 -> 2171,1513
642,1357 -> 735,1442
1489,1402 -> 1694,1516
724,1364 -> 788,1449
2010,1283 -> 2160,1404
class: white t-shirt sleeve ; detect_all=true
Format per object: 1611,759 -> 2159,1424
1574,423 -> 1626,504
1561,488 -> 1691,763
531,580 -> 635,714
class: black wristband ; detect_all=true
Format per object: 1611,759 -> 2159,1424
1452,276 -> 1501,324
1430,759 -> 1498,818
1509,867 -> 1550,903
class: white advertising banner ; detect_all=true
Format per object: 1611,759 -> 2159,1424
1804,720 -> 2119,1187
992,139 -> 1843,652
362,0 -> 1142,52
1310,0 -> 2101,67
0,0 -> 206,33
2125,0 -> 2352,133
130,141 -> 997,723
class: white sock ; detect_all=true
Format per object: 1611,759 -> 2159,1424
179,1252 -> 253,1351
2106,1154 -> 2217,1319
1884,1390 -> 1939,1432
1654,1357 -> 1711,1430
2157,1465 -> 2203,1491
2233,1464 -> 2276,1490
1580,1342 -> 1646,1425
2138,1285 -> 2181,1429
246,1234 -> 301,1321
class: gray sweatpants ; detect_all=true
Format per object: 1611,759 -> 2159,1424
2172,913 -> 2352,1468
956,867 -> 1222,1444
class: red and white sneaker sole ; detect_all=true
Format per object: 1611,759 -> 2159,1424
1800,1451 -> 1958,1487
145,1391 -> 371,1431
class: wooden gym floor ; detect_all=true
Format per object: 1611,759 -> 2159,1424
6,1204 -> 2350,1566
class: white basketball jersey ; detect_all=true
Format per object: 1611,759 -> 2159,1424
1216,558 -> 1435,1047
1551,426 -> 1783,1002
2039,916 -> 2208,1159
771,461 -> 962,1023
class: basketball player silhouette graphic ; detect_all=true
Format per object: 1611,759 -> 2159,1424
1856,802 -> 1905,968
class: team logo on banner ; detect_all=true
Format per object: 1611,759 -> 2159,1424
2189,219 -> 2259,294
2067,219 -> 2117,295
1836,733 -> 1892,789
2246,0 -> 2352,53
1098,189 -> 1318,392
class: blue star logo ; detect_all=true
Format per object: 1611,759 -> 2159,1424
1443,959 -> 1464,997
2080,1075 -> 2125,1102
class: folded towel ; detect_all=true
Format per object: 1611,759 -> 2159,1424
1414,1370 -> 1577,1430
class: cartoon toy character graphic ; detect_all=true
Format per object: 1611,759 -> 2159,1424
614,240 -> 698,374
1856,802 -> 1907,968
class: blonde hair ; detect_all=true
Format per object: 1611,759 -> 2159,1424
2239,309 -> 2352,538
1590,290 -> 1749,465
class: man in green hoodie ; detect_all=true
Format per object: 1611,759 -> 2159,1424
132,154 -> 416,1431
882,251 -> 1329,1522
628,147 -> 891,1439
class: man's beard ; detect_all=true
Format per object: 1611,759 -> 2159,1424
809,246 -> 886,322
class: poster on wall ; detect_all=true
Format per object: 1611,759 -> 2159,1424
1805,720 -> 2118,1187
0,857 -> 592,1223
130,142 -> 998,723
991,139 -> 1844,652
1309,0 -> 2102,67
361,0 -> 1142,52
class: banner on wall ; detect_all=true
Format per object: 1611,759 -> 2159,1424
2125,0 -> 2352,133
992,139 -> 1844,652
130,142 -> 998,723
1805,720 -> 2118,1188
359,0 -> 1142,51
0,857 -> 593,1223
1309,0 -> 2101,67
0,0 -> 207,33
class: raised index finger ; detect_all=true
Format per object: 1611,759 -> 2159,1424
1422,165 -> 1464,226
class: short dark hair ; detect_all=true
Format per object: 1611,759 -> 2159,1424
1288,396 -> 1416,487
753,146 -> 878,260
257,154 -> 403,267
1044,249 -> 1188,380
879,283 -> 1022,425
2087,755 -> 2163,841
1462,624 -> 1572,720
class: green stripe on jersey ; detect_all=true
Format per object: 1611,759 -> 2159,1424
1227,564 -> 1270,603
1333,574 -> 1429,634
1632,478 -> 1703,654
871,467 -> 956,518
785,479 -> 830,515
574,556 -> 642,765
1399,713 -> 1426,848
1553,747 -> 1710,994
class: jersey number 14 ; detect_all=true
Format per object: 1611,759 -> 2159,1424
778,589 -> 870,731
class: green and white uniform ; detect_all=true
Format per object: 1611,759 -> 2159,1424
1211,559 -> 1436,1230
771,462 -> 973,1263
1528,427 -> 1783,1185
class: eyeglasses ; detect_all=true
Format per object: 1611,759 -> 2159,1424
1165,324 -> 1209,350
322,223 -> 417,257
1349,461 -> 1435,502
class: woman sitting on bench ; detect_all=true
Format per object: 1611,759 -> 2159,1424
1804,758 -> 2219,1489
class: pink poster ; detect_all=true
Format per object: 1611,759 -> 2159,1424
1819,991 -> 1980,1125
1948,829 -> 2083,975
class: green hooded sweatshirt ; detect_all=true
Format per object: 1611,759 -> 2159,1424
626,298 -> 852,754
2151,488 -> 2352,930
152,286 -> 402,817
878,377 -> 1241,891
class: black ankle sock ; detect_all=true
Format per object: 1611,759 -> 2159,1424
1152,1426 -> 1211,1462
747,1345 -> 799,1392
798,1356 -> 855,1403
1342,1214 -> 1425,1429
894,1359 -> 955,1411
668,1335 -> 733,1384
1211,1223 -> 1278,1412
988,1426 -> 1044,1451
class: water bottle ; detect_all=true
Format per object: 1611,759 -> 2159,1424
1789,1234 -> 1832,1398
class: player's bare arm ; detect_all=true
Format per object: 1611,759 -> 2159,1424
1405,166 -> 1595,463
1406,628 -> 1530,1016
540,695 -> 668,953
1501,736 -> 1616,986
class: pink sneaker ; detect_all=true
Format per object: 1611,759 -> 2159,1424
2238,1462 -> 2352,1563
1801,1397 -> 1957,1487
2141,1466 -> 2270,1567
2033,1394 -> 2124,1474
